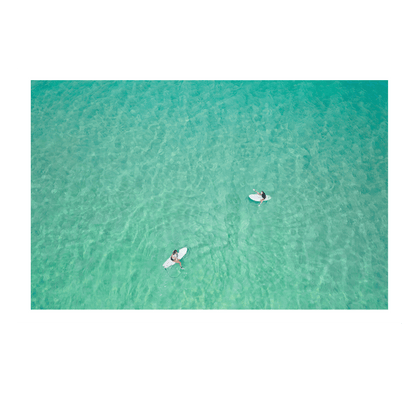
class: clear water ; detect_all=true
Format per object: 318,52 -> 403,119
31,81 -> 388,309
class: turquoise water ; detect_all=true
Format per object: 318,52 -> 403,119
31,81 -> 388,309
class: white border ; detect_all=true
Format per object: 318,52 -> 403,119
402,67 -> 406,324
13,68 -> 15,325
15,66 -> 404,326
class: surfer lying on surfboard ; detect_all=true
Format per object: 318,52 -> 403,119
170,250 -> 183,268
253,189 -> 267,204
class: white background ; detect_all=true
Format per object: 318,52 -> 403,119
14,66 -> 403,326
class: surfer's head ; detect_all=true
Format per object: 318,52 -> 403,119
172,250 -> 178,255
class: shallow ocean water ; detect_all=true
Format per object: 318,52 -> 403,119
31,81 -> 388,309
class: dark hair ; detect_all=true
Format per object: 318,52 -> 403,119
261,191 -> 266,198
172,250 -> 178,254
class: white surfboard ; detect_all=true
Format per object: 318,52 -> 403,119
249,194 -> 271,202
163,247 -> 187,268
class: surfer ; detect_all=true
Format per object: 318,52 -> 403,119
170,250 -> 183,268
254,189 -> 267,204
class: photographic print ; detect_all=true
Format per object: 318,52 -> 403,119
31,80 -> 388,309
